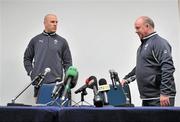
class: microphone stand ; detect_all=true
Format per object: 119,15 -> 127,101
8,75 -> 42,106
60,89 -> 78,107
73,89 -> 92,107
46,97 -> 61,106
46,84 -> 64,106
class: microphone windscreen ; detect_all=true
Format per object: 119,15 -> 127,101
109,69 -> 115,73
85,78 -> 90,84
66,66 -> 78,77
99,78 -> 107,85
87,76 -> 97,88
98,78 -> 110,92
45,67 -> 51,73
88,76 -> 97,82
64,66 -> 78,88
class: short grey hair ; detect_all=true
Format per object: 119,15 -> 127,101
142,16 -> 155,28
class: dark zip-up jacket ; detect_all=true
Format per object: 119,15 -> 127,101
124,33 -> 176,99
23,31 -> 72,83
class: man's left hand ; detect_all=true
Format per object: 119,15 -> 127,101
160,95 -> 170,106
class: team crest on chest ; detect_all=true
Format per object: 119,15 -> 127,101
144,43 -> 149,50
39,40 -> 44,43
54,39 -> 58,45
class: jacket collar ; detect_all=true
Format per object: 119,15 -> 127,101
143,32 -> 157,40
42,31 -> 56,36
141,32 -> 157,43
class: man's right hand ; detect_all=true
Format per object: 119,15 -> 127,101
120,79 -> 127,87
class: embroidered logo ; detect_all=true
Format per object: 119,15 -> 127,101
54,39 -> 58,45
164,50 -> 168,54
39,40 -> 44,43
144,43 -> 149,50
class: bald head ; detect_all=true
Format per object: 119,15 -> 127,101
44,14 -> 58,33
136,16 -> 155,28
134,16 -> 155,39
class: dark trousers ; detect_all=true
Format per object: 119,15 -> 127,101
34,86 -> 40,97
142,98 -> 175,106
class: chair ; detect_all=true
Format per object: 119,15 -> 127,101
36,83 -> 71,106
107,84 -> 134,107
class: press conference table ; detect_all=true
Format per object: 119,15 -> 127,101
0,106 -> 180,122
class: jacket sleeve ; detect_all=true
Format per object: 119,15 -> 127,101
124,67 -> 136,79
153,39 -> 176,96
62,40 -> 73,73
23,39 -> 35,76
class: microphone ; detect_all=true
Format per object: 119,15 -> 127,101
51,77 -> 63,99
109,69 -> 117,89
74,79 -> 88,94
124,75 -> 136,84
87,76 -> 103,107
86,76 -> 98,94
34,67 -> 51,88
61,66 -> 78,101
98,78 -> 110,105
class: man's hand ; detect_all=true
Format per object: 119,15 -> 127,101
160,95 -> 170,106
120,79 -> 127,87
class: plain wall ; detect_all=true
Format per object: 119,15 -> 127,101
0,1 -> 2,99
0,0 -> 180,106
